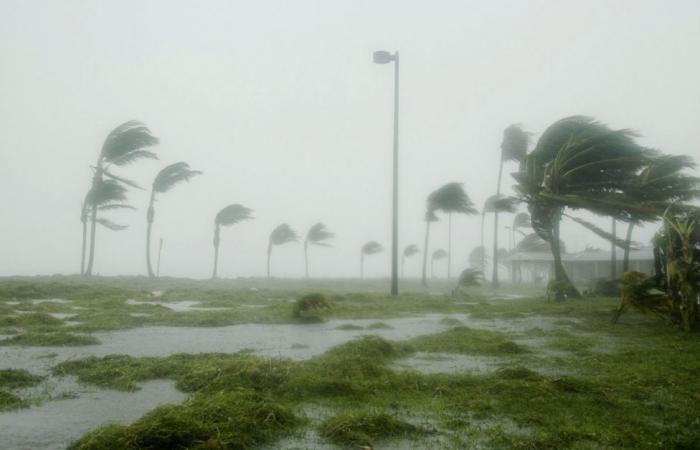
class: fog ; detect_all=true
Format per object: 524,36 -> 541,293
1,0 -> 699,279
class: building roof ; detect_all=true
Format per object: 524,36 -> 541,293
503,246 -> 654,263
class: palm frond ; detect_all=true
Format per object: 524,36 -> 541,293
269,223 -> 299,246
428,182 -> 478,215
153,162 -> 202,194
361,241 -> 383,255
86,179 -> 129,207
95,218 -> 128,231
103,169 -> 143,190
98,203 -> 136,211
306,222 -> 334,246
484,194 -> 519,213
403,244 -> 420,258
565,214 -> 636,250
215,204 -> 254,227
100,121 -> 159,165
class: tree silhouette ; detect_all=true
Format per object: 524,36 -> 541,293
304,222 -> 334,279
212,204 -> 253,279
360,241 -> 383,278
82,121 -> 159,276
146,162 -> 201,277
268,223 -> 299,279
401,244 -> 420,277
421,209 -> 439,286
481,195 -> 517,281
431,248 -> 448,278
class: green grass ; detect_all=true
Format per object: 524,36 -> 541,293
0,389 -> 26,411
0,368 -> 44,389
409,326 -> 529,355
319,411 -> 426,447
0,332 -> 99,346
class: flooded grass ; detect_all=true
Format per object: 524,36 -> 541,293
1,277 -> 700,448
0,332 -> 99,347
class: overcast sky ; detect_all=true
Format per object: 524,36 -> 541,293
1,0 -> 699,279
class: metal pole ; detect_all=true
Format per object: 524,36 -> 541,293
391,51 -> 399,296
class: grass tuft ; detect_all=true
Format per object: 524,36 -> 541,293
319,411 -> 424,447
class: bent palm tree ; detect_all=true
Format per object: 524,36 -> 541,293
427,183 -> 477,280
304,222 -> 334,279
146,162 -> 201,277
212,204 -> 253,278
361,241 -> 383,278
401,244 -> 420,277
268,224 -> 299,279
431,249 -> 448,278
83,121 -> 159,276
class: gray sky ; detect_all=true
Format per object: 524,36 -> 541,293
1,0 -> 699,279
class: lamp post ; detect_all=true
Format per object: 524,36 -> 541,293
373,50 -> 399,296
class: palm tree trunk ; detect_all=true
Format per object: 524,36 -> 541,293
611,218 -> 617,280
212,225 -> 220,279
84,164 -> 103,276
623,222 -> 635,273
421,221 -> 431,286
480,212 -> 486,272
267,243 -> 272,279
550,215 -> 581,300
80,215 -> 88,275
156,238 -> 163,277
447,213 -> 452,280
146,192 -> 156,278
431,258 -> 434,279
492,154 -> 504,287
304,241 -> 309,279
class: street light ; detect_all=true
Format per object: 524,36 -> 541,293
373,50 -> 399,296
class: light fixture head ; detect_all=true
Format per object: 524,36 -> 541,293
373,50 -> 394,64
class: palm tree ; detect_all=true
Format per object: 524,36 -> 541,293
426,183 -> 477,280
268,224 -> 299,279
401,244 -> 420,277
304,222 -> 334,279
421,209 -> 439,286
480,195 -> 518,287
83,121 -> 159,276
431,249 -> 448,278
514,116 -> 655,300
511,212 -> 531,248
360,241 -> 383,278
212,204 -> 253,279
491,125 -> 530,285
146,162 -> 201,277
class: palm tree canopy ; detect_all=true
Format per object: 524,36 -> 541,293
215,204 -> 254,227
86,179 -> 129,208
361,241 -> 383,255
624,155 -> 700,213
306,222 -> 334,247
512,212 -> 531,230
458,268 -> 483,286
468,245 -> 486,268
269,223 -> 299,246
501,124 -> 530,162
432,249 -> 448,260
153,162 -> 202,194
515,233 -> 566,254
403,244 -> 420,258
425,209 -> 439,222
483,194 -> 519,214
428,182 -> 478,215
100,121 -> 159,166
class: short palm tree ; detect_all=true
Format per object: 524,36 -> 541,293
401,244 -> 420,277
212,204 -> 253,279
481,194 -> 518,284
268,224 -> 299,279
426,182 -> 477,280
361,241 -> 383,278
83,121 -> 159,276
431,248 -> 448,278
146,162 -> 201,277
304,222 -> 334,279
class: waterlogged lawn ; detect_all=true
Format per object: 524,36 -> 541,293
0,276 -> 699,449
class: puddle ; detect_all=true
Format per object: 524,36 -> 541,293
48,313 -> 77,320
393,352 -> 502,374
32,299 -> 72,305
126,299 -> 229,312
5,301 -> 20,306
129,312 -> 152,318
0,380 -> 185,450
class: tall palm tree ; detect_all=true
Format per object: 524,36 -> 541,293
492,125 -> 530,286
421,209 -> 439,286
268,224 -> 299,279
83,121 -> 159,276
514,116 -> 655,300
401,244 -> 420,277
212,204 -> 253,279
426,183 -> 477,280
431,249 -> 448,278
304,222 -> 334,279
146,162 -> 201,277
360,241 -> 383,278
